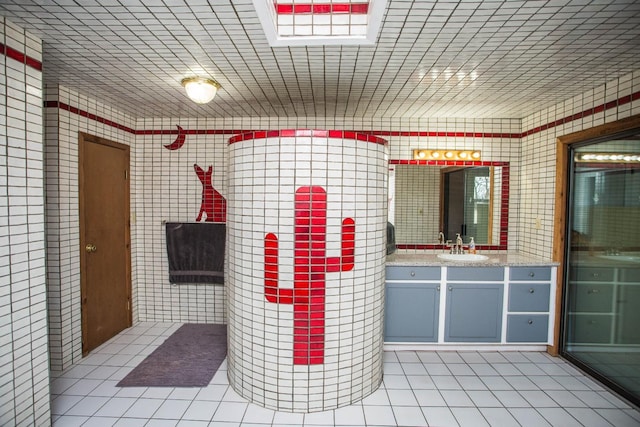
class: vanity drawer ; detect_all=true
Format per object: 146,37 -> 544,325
620,268 -> 640,283
447,267 -> 504,281
509,267 -> 551,281
568,283 -> 613,313
508,283 -> 550,312
569,266 -> 614,282
386,266 -> 440,281
506,315 -> 549,342
566,314 -> 613,344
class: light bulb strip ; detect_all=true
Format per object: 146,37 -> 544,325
413,149 -> 481,161
575,152 -> 640,163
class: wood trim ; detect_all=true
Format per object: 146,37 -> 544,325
79,132 -> 132,355
549,114 -> 640,356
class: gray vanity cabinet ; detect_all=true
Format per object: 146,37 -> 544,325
384,267 -> 440,342
444,267 -> 504,342
506,267 -> 552,343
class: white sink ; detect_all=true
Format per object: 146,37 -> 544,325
596,254 -> 640,263
437,253 -> 489,262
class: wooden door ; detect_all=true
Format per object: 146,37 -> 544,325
79,132 -> 131,355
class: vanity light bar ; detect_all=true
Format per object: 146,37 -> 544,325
575,153 -> 640,163
413,149 -> 481,161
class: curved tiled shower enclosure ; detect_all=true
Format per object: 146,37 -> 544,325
226,130 -> 388,412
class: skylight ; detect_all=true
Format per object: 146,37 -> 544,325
254,0 -> 387,46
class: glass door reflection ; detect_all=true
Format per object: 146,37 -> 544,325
563,134 -> 640,404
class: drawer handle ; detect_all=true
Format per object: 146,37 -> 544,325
448,286 -> 453,291
587,289 -> 600,294
437,286 -> 440,291
528,319 -> 533,325
410,271 -> 415,277
592,273 -> 599,278
529,288 -> 535,294
529,271 -> 535,277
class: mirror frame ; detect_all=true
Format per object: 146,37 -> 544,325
390,159 -> 510,251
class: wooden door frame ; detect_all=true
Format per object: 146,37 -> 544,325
79,132 -> 132,355
550,114 -> 640,355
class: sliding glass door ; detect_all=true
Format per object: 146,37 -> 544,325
563,133 -> 640,404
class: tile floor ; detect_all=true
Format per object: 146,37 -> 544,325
50,322 -> 640,427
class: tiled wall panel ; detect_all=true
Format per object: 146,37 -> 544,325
0,18 -> 50,427
226,131 -> 387,412
519,70 -> 640,259
44,85 -> 135,371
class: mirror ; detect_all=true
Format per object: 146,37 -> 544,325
388,160 -> 509,250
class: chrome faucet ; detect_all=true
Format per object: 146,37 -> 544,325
438,231 -> 445,244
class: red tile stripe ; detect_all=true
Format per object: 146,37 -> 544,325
275,2 -> 369,14
44,101 -> 136,133
0,43 -> 42,71
44,90 -> 640,140
228,129 -> 388,145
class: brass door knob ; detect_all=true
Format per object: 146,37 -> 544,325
85,244 -> 97,253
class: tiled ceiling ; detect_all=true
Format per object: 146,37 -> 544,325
1,0 -> 640,119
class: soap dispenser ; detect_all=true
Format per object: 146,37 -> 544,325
469,237 -> 476,254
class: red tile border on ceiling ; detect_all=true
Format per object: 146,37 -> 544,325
0,43 -> 42,71
275,2 -> 369,14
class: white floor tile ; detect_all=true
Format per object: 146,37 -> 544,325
381,374 -> 411,389
413,389 -> 446,407
492,390 -> 531,408
241,402 -> 276,424
392,406 -> 427,426
51,415 -> 89,426
333,405 -> 366,425
406,375 -> 436,390
508,407 -> 552,427
46,323 -> 640,427
537,407 -> 584,427
65,396 -> 110,416
466,390 -> 501,407
152,399 -> 191,420
211,401 -> 248,423
94,397 -> 137,417
303,409 -> 335,425
386,389 -> 419,406
451,407 -> 490,427
422,406 -> 460,426
272,410 -> 304,425
359,388 -> 390,406
594,408 -> 640,427
518,390 -> 559,407
182,400 -> 219,421
439,390 -> 474,407
123,398 -> 164,418
478,407 -> 520,427
431,375 -> 462,390
362,405 -> 396,425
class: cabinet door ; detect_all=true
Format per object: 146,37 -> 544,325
385,283 -> 440,342
616,285 -> 640,345
445,283 -> 503,342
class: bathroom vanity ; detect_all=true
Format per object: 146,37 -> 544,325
385,253 -> 558,350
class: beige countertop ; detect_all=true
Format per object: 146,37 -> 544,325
387,251 -> 558,267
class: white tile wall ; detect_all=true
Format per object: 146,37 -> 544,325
0,17 -> 50,427
519,70 -> 640,259
226,132 -> 387,412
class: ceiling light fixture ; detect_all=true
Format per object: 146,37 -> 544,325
181,77 -> 221,104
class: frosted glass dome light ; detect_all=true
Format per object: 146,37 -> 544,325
181,77 -> 221,104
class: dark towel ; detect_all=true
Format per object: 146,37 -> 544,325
165,222 -> 225,284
